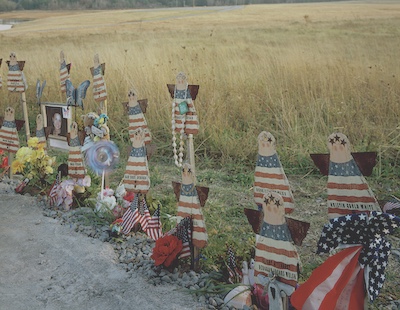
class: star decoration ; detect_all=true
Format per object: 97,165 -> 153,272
317,211 -> 400,302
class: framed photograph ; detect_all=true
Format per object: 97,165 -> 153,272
42,103 -> 70,151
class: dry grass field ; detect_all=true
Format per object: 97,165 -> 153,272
1,2 -> 400,308
0,1 -> 400,172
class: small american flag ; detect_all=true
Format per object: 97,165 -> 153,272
176,216 -> 192,259
138,197 -> 151,231
227,246 -> 242,284
145,205 -> 162,241
121,195 -> 139,234
48,173 -> 61,206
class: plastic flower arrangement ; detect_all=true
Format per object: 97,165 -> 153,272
11,137 -> 56,186
151,235 -> 183,268
95,183 -> 132,219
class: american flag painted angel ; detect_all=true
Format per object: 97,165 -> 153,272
6,52 -> 26,93
326,132 -> 380,219
245,191 -> 309,309
68,122 -> 86,180
90,54 -> 107,103
127,88 -> 151,145
254,131 -> 295,213
172,163 -> 209,249
35,114 -> 47,151
123,128 -> 150,194
59,51 -> 71,93
0,107 -> 20,154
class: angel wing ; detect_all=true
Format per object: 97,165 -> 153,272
0,58 -> 2,67
285,217 -> 310,246
0,118 -> 26,132
36,79 -> 46,105
66,79 -> 90,109
171,181 -> 209,207
244,208 -> 263,234
166,84 -> 199,101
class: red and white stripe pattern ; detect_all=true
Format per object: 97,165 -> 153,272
7,66 -> 25,93
327,132 -> 380,218
48,174 -> 61,207
254,233 -> 300,288
60,60 -> 69,93
291,246 -> 365,310
92,66 -> 107,102
176,183 -> 207,249
123,146 -> 150,194
68,136 -> 86,179
0,119 -> 19,153
128,103 -> 151,145
254,153 -> 295,214
145,205 -> 163,241
173,88 -> 199,135
121,194 -> 151,234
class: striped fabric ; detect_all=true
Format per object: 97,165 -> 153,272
123,146 -> 150,193
7,64 -> 25,92
173,88 -> 199,135
254,229 -> 299,288
128,104 -> 151,145
291,246 -> 365,310
146,205 -> 162,241
254,153 -> 295,213
176,183 -> 207,249
0,74 -> 2,89
92,66 -> 107,102
68,136 -> 86,179
60,60 -> 69,93
121,195 -> 150,234
327,159 -> 380,218
121,195 -> 140,234
0,120 -> 19,153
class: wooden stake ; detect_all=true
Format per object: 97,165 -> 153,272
187,134 -> 196,184
21,92 -> 30,140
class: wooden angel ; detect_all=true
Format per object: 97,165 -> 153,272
123,128 -> 150,194
254,131 -> 295,213
172,163 -> 209,249
59,51 -> 71,93
0,107 -> 23,154
90,53 -> 107,103
124,88 -> 152,145
0,58 -> 2,89
169,72 -> 199,167
6,52 -> 26,93
35,114 -> 47,151
325,132 -> 380,219
67,122 -> 86,180
244,191 -> 309,310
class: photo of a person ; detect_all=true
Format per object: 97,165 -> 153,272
45,106 -> 67,137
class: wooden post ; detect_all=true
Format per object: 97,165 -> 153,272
187,133 -> 196,184
21,92 -> 30,140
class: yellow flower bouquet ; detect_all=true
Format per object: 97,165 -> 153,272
11,137 -> 56,188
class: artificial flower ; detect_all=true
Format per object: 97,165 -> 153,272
11,159 -> 25,174
27,137 -> 39,148
151,235 -> 183,267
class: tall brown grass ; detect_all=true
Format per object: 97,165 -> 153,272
0,2 -> 399,173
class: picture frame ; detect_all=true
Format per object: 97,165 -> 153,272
42,102 -> 71,151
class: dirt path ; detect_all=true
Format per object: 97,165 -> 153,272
0,194 -> 203,310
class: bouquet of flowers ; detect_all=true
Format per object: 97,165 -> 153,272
95,183 -> 132,219
12,137 -> 56,187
